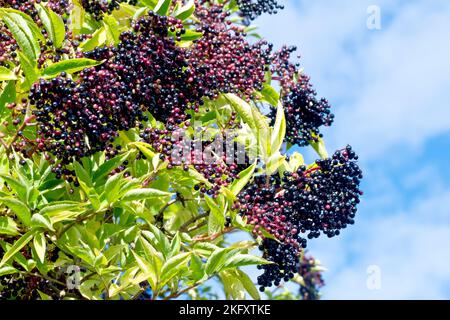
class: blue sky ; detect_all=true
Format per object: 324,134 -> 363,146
254,0 -> 450,299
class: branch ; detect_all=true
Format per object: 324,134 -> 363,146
180,212 -> 209,232
193,227 -> 236,242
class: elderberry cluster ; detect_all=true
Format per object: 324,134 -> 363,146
298,254 -> 324,300
271,75 -> 334,146
0,26 -> 17,64
191,2 -> 272,100
239,147 -> 362,289
141,126 -> 249,197
256,239 -> 299,291
81,0 -> 137,20
29,13 -> 197,162
283,146 -> 362,239
236,0 -> 284,22
86,17 -> 195,124
1,0 -> 70,18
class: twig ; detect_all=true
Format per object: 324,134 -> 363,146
180,212 -> 209,232
193,227 -> 236,242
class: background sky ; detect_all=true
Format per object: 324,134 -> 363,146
254,0 -> 450,299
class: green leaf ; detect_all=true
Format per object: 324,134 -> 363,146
0,80 -> 16,117
39,201 -> 85,216
140,0 -> 158,9
261,84 -> 280,106
33,232 -> 46,264
104,172 -> 125,204
222,254 -> 271,269
205,248 -> 240,275
310,134 -> 329,159
131,141 -> 155,160
131,250 -> 157,290
70,0 -> 85,35
0,174 -> 27,202
0,266 -> 18,277
41,58 -> 102,79
93,152 -> 129,182
0,12 -> 40,61
31,213 -> 54,231
79,27 -> 106,51
73,161 -> 93,188
17,50 -> 38,90
0,230 -> 36,268
159,252 -> 191,287
0,8 -> 44,41
121,188 -> 172,202
230,163 -> 256,196
289,152 -> 305,171
220,269 -> 246,300
142,225 -> 171,258
154,0 -> 172,16
0,66 -> 17,81
169,232 -> 181,258
35,3 -> 65,48
224,93 -> 255,130
270,101 -> 286,155
205,196 -> 224,235
0,216 -> 19,236
180,29 -> 203,42
103,14 -> 120,45
236,269 -> 260,300
173,0 -> 195,20
0,197 -> 31,226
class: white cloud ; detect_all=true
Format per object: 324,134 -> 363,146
310,190 -> 450,299
257,0 -> 450,159
256,0 -> 450,299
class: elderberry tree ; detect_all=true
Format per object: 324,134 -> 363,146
0,0 -> 362,300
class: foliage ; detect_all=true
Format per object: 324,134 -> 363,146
0,0 -> 362,300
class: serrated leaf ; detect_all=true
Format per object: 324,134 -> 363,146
0,80 -> 16,117
205,196 -> 224,235
0,216 -> 19,236
35,3 -> 65,48
0,266 -> 18,277
41,58 -> 102,79
121,188 -> 172,202
0,197 -> 31,226
79,27 -> 106,51
159,252 -> 191,287
33,232 -> 46,264
17,50 -> 38,90
0,230 -> 36,268
220,269 -> 246,300
131,250 -> 157,290
230,162 -> 256,196
205,248 -> 240,275
310,134 -> 329,159
103,14 -> 120,45
131,141 -> 155,159
224,94 -> 255,130
93,152 -> 129,182
236,269 -> 260,300
173,0 -> 195,20
179,29 -> 203,41
0,11 -> 40,61
31,213 -> 54,231
0,66 -> 17,81
104,172 -> 125,204
154,0 -> 172,16
143,225 -> 171,258
270,101 -> 286,155
261,84 -> 280,106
